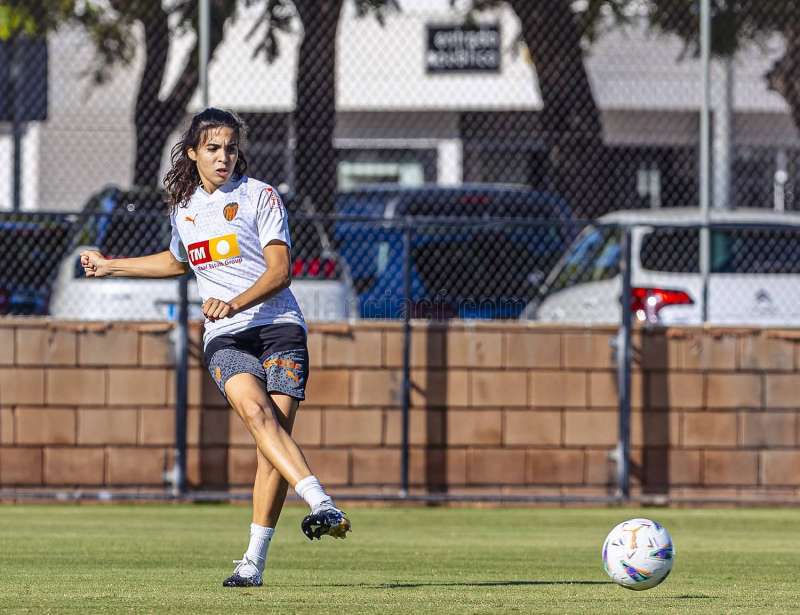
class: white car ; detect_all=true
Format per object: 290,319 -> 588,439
49,246 -> 356,321
524,208 -> 800,326
49,188 -> 357,321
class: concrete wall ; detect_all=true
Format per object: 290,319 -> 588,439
0,320 -> 799,502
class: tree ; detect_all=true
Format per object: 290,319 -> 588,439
459,1 -> 629,217
251,0 -> 398,215
644,2 -> 800,133
1,0 -> 238,186
1,0 -> 397,213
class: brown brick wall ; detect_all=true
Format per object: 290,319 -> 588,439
0,321 -> 799,502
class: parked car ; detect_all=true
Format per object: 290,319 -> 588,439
523,208 -> 800,326
49,186 -> 357,321
0,216 -> 74,315
333,184 -> 575,319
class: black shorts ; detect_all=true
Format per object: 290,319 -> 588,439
203,324 -> 309,401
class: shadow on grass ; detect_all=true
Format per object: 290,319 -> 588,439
321,580 -> 612,589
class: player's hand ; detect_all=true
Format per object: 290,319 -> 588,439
202,297 -> 235,321
79,250 -> 111,278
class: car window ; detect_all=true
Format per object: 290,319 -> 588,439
73,190 -> 172,258
640,226 -> 800,274
711,227 -> 800,274
0,220 -> 73,286
547,225 -> 621,293
290,216 -> 326,259
640,228 -> 699,273
403,194 -> 571,310
104,213 -> 171,257
288,215 -> 345,280
0,217 -> 74,315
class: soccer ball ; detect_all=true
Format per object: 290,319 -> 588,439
602,518 -> 674,590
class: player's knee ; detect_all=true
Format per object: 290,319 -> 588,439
237,399 -> 267,428
237,399 -> 279,435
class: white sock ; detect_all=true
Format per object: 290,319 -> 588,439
294,475 -> 334,511
245,523 -> 274,570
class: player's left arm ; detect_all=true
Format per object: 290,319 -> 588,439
202,241 -> 291,321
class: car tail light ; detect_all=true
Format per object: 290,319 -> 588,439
631,287 -> 694,323
458,195 -> 491,205
292,257 -> 338,279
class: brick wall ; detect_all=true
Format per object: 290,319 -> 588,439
1,320 -> 799,502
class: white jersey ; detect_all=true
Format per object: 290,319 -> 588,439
169,175 -> 306,346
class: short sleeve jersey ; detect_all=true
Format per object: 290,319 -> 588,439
169,176 -> 305,347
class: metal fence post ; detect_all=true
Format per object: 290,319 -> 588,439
167,0 -> 209,498
700,0 -> 711,322
10,34 -> 22,212
171,275 -> 189,497
400,221 -> 412,497
616,225 -> 633,500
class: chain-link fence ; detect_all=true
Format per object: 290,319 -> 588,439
526,214 -> 800,327
8,197 -> 800,328
2,1 -> 799,322
2,1 -> 798,217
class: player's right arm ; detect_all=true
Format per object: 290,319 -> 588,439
80,249 -> 189,278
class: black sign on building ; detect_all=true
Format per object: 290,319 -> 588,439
0,35 -> 48,122
426,24 -> 501,74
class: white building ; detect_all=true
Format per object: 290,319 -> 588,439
0,0 -> 796,211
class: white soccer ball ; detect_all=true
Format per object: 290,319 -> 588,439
602,518 -> 675,590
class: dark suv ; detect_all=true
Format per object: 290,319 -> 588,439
0,216 -> 74,315
334,184 -> 575,319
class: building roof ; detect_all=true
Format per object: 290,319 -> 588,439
180,1 -> 788,113
599,207 -> 800,225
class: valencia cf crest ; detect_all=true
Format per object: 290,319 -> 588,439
223,202 -> 239,221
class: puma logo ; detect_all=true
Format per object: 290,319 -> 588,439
185,215 -> 197,225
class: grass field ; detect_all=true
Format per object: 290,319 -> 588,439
0,504 -> 798,614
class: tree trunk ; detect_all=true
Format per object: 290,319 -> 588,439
293,0 -> 343,215
132,2 -> 169,187
509,1 -> 610,217
132,1 -> 233,187
767,25 -> 800,137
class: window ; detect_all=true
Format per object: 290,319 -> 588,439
640,228 -> 699,273
336,149 -> 436,191
712,228 -> 800,274
547,225 -> 621,293
640,225 -> 800,274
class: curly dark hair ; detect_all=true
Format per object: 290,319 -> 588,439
164,107 -> 248,210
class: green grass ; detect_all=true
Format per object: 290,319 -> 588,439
0,505 -> 798,614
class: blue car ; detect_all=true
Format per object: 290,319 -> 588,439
333,185 -> 576,319
0,216 -> 74,315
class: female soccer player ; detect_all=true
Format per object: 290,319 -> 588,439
80,107 -> 350,588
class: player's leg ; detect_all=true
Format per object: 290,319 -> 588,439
254,394 -> 297,526
257,344 -> 350,540
223,395 -> 296,587
225,375 -> 350,539
225,373 -> 312,484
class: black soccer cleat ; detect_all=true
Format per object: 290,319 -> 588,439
301,506 -> 352,540
222,556 -> 263,587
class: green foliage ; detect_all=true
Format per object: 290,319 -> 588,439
645,1 -> 797,58
355,0 -> 401,26
0,1 -> 149,83
0,1 -> 72,39
0,0 -> 402,84
447,0 -> 632,50
242,0 -> 399,63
